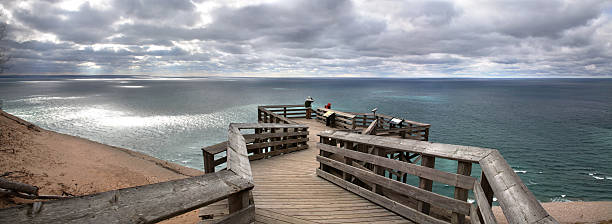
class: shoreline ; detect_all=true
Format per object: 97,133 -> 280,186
1,109 -> 611,223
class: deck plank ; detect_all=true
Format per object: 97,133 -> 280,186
248,118 -> 413,224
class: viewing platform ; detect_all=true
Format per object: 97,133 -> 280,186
0,103 -> 558,224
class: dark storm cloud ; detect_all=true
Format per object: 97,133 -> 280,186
0,0 -> 611,77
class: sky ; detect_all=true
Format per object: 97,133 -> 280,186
0,0 -> 611,78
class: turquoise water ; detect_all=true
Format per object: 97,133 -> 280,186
1,76 -> 611,202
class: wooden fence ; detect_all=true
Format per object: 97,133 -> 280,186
257,104 -> 312,124
316,130 -> 558,224
314,107 -> 430,141
0,123 -> 258,224
202,123 -> 309,174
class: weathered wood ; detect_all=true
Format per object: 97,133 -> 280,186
249,145 -> 308,160
203,141 -> 228,155
0,177 -> 38,195
363,119 -> 378,135
316,108 -> 356,119
231,123 -> 306,129
259,105 -> 304,108
243,131 -> 308,140
255,208 -> 318,224
228,124 -> 253,182
0,170 -> 253,224
257,108 -> 295,124
316,169 -> 446,224
470,204 -> 482,224
473,180 -> 497,224
479,150 -> 557,224
317,143 -> 475,189
417,155 -> 435,215
452,161 -> 473,224
203,151 -> 216,174
246,138 -> 307,150
228,190 -> 250,213
318,131 -> 492,162
317,156 -> 470,215
213,204 -> 254,224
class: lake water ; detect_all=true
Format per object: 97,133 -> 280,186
1,76 -> 611,202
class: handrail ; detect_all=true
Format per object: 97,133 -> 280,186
317,130 -> 558,224
202,123 -> 309,173
0,170 -> 253,224
313,107 -> 430,141
0,123 -> 259,224
258,104 -> 313,123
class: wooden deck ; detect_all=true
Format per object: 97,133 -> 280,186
200,119 -> 412,223
250,119 -> 411,223
251,119 -> 412,223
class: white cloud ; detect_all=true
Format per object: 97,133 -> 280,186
1,0 -> 612,77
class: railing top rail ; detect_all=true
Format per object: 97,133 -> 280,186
259,104 -> 306,108
319,130 -> 491,163
258,107 -> 297,124
318,130 -> 557,224
316,107 -> 356,119
479,151 -> 556,224
0,170 -> 253,223
231,123 -> 307,129
202,141 -> 228,155
317,108 -> 431,127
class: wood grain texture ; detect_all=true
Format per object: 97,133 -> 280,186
479,151 -> 557,224
318,130 -> 492,162
0,170 -> 252,224
317,143 -> 475,189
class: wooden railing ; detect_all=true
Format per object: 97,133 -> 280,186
0,123 -> 257,224
314,108 -> 430,141
313,107 -> 358,129
316,130 -> 558,224
202,123 -> 309,174
257,104 -> 312,124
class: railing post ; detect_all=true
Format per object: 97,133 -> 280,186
283,107 -> 287,117
228,190 -> 250,213
372,147 -> 384,194
343,142 -> 353,181
282,127 -> 288,150
320,137 -> 330,172
203,150 -> 215,174
452,161 -> 472,224
254,128 -> 261,155
477,171 -> 495,223
417,155 -> 435,215
257,108 -> 262,123
352,117 -> 357,130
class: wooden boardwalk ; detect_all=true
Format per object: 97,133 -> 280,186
249,119 -> 411,223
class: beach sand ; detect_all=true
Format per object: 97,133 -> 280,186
1,109 -> 611,223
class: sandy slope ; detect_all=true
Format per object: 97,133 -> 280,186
0,109 -> 202,222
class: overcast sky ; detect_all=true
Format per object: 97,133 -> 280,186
1,0 -> 611,77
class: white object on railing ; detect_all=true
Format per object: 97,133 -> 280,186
390,118 -> 403,125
